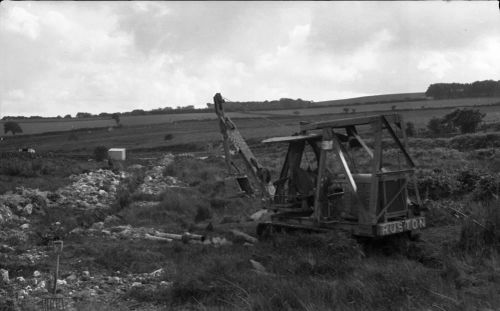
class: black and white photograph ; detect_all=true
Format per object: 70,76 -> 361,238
1,1 -> 500,310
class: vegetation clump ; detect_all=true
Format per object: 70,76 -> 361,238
93,145 -> 108,162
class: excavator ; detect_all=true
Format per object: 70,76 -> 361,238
214,93 -> 425,238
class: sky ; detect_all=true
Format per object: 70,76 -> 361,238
0,1 -> 499,117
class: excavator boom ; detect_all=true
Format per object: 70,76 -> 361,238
213,93 -> 271,198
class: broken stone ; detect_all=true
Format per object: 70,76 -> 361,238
16,276 -> 25,283
22,203 -> 33,216
150,268 -> 164,278
104,215 -> 121,226
66,273 -> 77,282
0,269 -> 9,283
0,204 -> 13,224
91,222 -> 104,230
20,223 -> 30,230
56,279 -> 67,286
131,282 -> 142,287
33,270 -> 41,278
250,209 -> 271,221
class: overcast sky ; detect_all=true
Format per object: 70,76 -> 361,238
1,1 -> 499,117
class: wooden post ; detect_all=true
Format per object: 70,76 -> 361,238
367,118 -> 382,224
313,128 -> 332,223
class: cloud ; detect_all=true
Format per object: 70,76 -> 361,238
0,1 -> 499,117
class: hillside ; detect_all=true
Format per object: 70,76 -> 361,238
313,92 -> 427,107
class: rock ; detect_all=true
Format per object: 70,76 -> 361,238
104,215 -> 121,226
0,204 -> 13,224
91,222 -> 104,230
20,223 -> 30,230
211,237 -> 232,247
22,203 -> 33,215
66,273 -> 77,282
17,289 -> 28,298
37,280 -> 46,289
89,288 -> 97,297
160,281 -> 173,287
128,164 -> 143,170
0,269 -> 9,283
150,268 -> 164,278
56,279 -> 67,286
250,209 -> 271,221
82,271 -> 90,278
33,270 -> 41,278
70,227 -> 85,235
16,276 -> 26,283
0,244 -> 15,253
107,276 -> 122,284
131,282 -> 142,288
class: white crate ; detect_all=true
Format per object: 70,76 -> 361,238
108,148 -> 126,161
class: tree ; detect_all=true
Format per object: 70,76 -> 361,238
427,108 -> 485,135
64,114 -> 72,119
427,117 -> 450,136
391,105 -> 397,111
343,108 -> 349,114
4,121 -> 23,135
443,108 -> 485,134
111,113 -> 120,126
76,112 -> 92,118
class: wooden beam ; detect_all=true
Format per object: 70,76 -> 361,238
331,130 -> 357,193
347,126 -> 373,159
313,128 -> 331,223
381,116 -> 415,168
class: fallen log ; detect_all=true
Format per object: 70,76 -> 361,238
154,231 -> 205,242
144,234 -> 173,242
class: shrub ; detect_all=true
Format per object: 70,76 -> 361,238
457,169 -> 481,193
93,145 -> 108,162
472,174 -> 500,202
458,201 -> 500,256
164,134 -> 174,141
417,169 -> 460,200
194,205 -> 212,223
3,121 -> 23,135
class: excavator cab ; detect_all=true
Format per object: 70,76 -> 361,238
213,93 -> 425,237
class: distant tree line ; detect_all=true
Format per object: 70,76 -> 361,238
206,98 -> 313,112
425,80 -> 500,99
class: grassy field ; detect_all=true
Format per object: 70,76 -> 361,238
3,105 -> 500,157
2,96 -> 500,137
0,112 -> 268,136
253,97 -> 500,116
2,96 -> 500,309
313,92 -> 426,106
2,136 -> 500,310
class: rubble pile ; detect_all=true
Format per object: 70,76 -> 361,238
137,154 -> 186,196
2,266 -> 174,309
0,188 -> 50,224
54,169 -> 124,210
